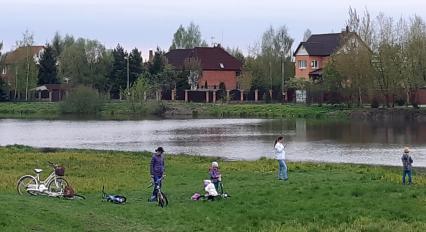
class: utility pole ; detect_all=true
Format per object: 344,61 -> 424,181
25,45 -> 29,101
281,55 -> 285,103
124,56 -> 130,98
15,66 -> 18,100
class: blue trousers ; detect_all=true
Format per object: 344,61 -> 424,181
402,170 -> 412,184
278,160 -> 288,180
151,175 -> 162,199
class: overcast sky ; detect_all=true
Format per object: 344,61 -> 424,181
1,0 -> 425,59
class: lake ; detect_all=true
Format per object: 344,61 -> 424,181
1,118 -> 425,166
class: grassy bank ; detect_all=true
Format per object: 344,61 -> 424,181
0,101 -> 352,120
1,146 -> 426,231
167,103 -> 351,119
0,102 -> 165,120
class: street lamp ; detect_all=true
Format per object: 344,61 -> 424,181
124,56 -> 130,96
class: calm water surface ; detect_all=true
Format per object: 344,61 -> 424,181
1,118 -> 425,166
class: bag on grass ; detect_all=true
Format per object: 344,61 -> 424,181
63,186 -> 75,198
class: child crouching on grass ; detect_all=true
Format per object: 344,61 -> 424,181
209,161 -> 222,193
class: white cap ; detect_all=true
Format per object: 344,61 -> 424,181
212,161 -> 219,167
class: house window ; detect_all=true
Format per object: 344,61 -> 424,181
311,60 -> 318,69
298,60 -> 306,69
219,63 -> 224,69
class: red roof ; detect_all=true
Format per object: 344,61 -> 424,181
166,46 -> 242,71
4,46 -> 44,64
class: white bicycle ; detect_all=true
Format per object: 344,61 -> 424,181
17,161 -> 69,197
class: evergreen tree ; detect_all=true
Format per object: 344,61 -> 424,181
129,48 -> 143,86
109,44 -> 127,95
38,44 -> 59,85
148,48 -> 167,75
52,32 -> 63,58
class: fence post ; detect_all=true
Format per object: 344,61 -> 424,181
240,90 -> 244,102
206,91 -> 209,103
226,90 -> 230,103
213,91 -> 216,103
172,89 -> 176,101
185,90 -> 188,102
269,89 -> 273,100
255,89 -> 258,102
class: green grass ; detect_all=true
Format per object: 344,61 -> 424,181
0,101 -> 352,120
1,145 -> 426,231
164,102 -> 352,119
0,101 -> 165,120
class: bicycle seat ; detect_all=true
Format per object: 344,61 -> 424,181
34,169 -> 43,173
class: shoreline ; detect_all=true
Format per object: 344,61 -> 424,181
1,101 -> 426,121
3,145 -> 423,171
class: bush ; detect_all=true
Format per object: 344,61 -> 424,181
60,86 -> 105,114
395,98 -> 405,106
371,99 -> 379,108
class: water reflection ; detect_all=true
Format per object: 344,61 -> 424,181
0,118 -> 425,166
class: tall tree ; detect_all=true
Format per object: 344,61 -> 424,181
226,47 -> 245,65
38,44 -> 58,85
169,22 -> 207,50
0,42 -> 8,100
404,16 -> 426,105
346,7 -> 374,48
15,30 -> 36,101
372,13 -> 404,107
303,29 -> 312,42
109,44 -> 127,96
51,32 -> 63,58
0,41 -> 3,74
58,38 -> 89,85
129,48 -> 143,86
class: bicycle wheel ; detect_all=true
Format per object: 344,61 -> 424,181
17,175 -> 37,196
158,191 -> 168,207
47,177 -> 69,194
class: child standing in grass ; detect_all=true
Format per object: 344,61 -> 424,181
274,136 -> 288,181
209,161 -> 222,192
401,147 -> 413,185
150,147 -> 165,201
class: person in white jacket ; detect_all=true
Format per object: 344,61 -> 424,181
204,180 -> 218,200
274,136 -> 288,180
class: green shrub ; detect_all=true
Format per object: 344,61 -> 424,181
395,98 -> 405,106
60,86 -> 105,114
371,99 -> 379,108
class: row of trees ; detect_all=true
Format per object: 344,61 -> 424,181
2,11 -> 424,105
1,22 -> 295,102
316,8 -> 426,107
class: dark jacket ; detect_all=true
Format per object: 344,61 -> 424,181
401,153 -> 413,171
150,153 -> 165,176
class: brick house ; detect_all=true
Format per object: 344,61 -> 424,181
293,30 -> 365,80
1,46 -> 45,84
165,45 -> 242,90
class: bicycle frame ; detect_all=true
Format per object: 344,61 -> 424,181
18,162 -> 66,196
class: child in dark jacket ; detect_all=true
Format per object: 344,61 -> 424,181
150,147 -> 165,201
209,161 -> 222,193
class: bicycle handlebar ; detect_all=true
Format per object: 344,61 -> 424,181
47,161 -> 58,168
147,175 -> 165,188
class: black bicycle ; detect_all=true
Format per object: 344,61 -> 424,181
148,176 -> 168,207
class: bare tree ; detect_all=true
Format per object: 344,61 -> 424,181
303,29 -> 312,42
184,57 -> 201,90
